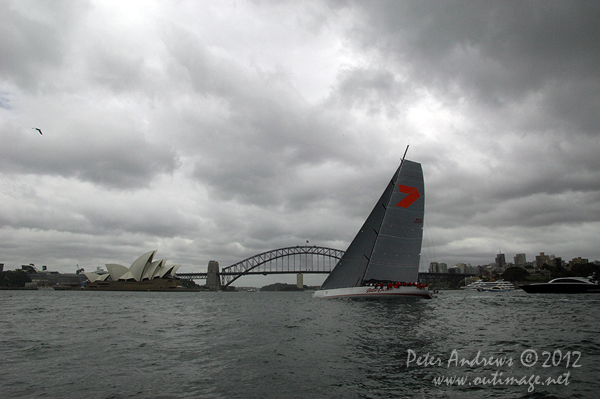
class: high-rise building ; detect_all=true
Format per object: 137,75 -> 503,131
569,257 -> 588,267
514,253 -> 526,268
465,264 -> 477,274
429,262 -> 440,273
495,253 -> 506,270
428,262 -> 449,273
535,252 -> 551,268
448,266 -> 461,274
454,263 -> 467,273
552,257 -> 564,269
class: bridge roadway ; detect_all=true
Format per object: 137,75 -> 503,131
176,245 -> 344,288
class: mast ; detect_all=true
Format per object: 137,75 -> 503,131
401,145 -> 409,164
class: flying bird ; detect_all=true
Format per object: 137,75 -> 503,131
32,127 -> 43,135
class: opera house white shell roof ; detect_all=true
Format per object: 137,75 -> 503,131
84,250 -> 181,283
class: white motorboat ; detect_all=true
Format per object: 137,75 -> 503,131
463,279 -> 515,292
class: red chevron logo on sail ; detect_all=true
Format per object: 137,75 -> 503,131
396,185 -> 420,208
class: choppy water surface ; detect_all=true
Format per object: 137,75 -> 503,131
0,290 -> 598,398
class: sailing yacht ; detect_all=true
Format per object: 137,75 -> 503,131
314,149 -> 432,299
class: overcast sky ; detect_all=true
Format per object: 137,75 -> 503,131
2,0 -> 599,286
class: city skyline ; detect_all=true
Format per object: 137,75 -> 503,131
429,250 -> 597,274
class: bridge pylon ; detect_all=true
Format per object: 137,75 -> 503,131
206,261 -> 221,291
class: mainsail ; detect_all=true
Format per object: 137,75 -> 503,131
320,158 -> 424,290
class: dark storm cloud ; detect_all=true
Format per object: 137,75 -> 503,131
345,1 -> 600,102
338,8 -> 600,153
0,123 -> 179,189
161,24 -> 378,208
0,1 -> 87,91
328,67 -> 409,118
345,1 -> 600,141
80,201 -> 199,238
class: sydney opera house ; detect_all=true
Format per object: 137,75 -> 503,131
84,250 -> 182,290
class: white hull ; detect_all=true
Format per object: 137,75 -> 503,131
313,285 -> 432,299
463,280 -> 515,292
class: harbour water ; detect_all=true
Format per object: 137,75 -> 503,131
1,289 -> 598,398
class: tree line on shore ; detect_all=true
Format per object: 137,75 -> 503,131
0,270 -> 32,287
501,262 -> 600,282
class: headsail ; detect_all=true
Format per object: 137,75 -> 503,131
320,158 -> 424,290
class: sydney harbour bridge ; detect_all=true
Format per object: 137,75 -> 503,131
176,245 -> 344,290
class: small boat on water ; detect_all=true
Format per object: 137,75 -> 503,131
520,277 -> 600,294
480,283 -> 514,292
462,279 -> 515,292
313,147 -> 432,299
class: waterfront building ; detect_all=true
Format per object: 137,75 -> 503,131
552,257 -> 564,269
18,264 -> 87,288
29,270 -> 87,287
514,253 -> 526,268
429,262 -> 440,273
428,262 -> 449,273
495,253 -> 506,271
454,263 -> 467,273
535,252 -> 551,268
568,257 -> 589,269
85,250 -> 182,291
465,264 -> 477,274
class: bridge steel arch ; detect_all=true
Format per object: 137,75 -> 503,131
219,245 -> 344,288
